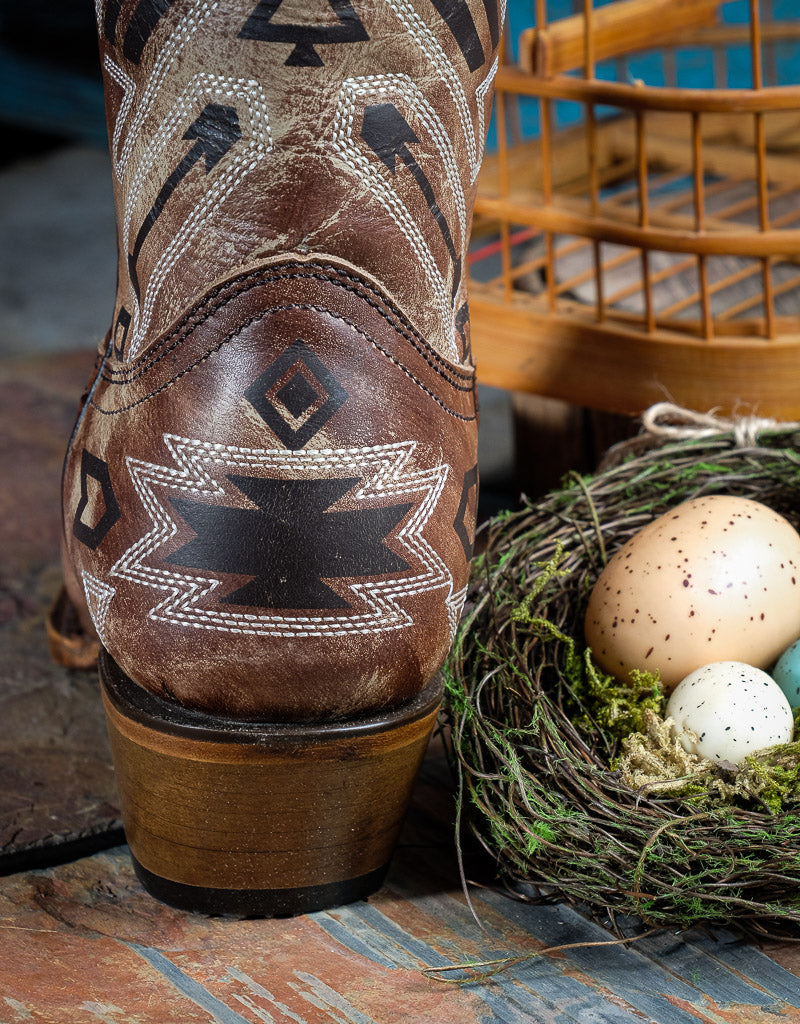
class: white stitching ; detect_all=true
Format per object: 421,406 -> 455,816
333,76 -> 459,360
81,571 -> 116,644
384,0 -> 479,178
110,434 -> 456,637
126,72 -> 273,359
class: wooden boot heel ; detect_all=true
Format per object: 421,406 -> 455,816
100,649 -> 441,916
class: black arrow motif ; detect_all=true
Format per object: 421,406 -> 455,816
429,0 -> 485,72
454,301 -> 471,362
361,103 -> 461,301
124,0 -> 178,63
167,475 -> 412,610
104,0 -> 124,43
104,0 -> 179,63
127,103 -> 241,301
482,0 -> 501,51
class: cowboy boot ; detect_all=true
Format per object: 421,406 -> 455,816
59,0 -> 503,914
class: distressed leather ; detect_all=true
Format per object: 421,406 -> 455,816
62,0 -> 501,719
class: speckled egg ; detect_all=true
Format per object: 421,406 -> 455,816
666,661 -> 794,764
584,495 -> 800,691
771,638 -> 800,709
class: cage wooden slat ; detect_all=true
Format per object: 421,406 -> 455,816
655,260 -> 759,320
469,2 -> 800,418
495,66 -> 800,114
717,270 -> 800,322
750,0 -> 775,338
522,0 -> 719,77
475,192 -> 800,258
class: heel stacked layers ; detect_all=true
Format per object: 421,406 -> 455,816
100,647 -> 441,916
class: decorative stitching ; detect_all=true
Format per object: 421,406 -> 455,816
111,0 -> 221,180
125,73 -> 274,358
384,0 -> 479,179
90,302 -> 476,421
81,571 -> 116,644
103,261 -> 474,386
474,55 -> 499,184
343,74 -> 467,243
111,435 -> 456,637
333,77 -> 455,355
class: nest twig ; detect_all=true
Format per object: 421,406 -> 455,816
443,425 -> 800,935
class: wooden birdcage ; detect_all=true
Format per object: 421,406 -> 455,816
469,0 -> 800,418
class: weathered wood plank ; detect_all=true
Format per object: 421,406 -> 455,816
0,353 -> 122,870
3,755 -> 800,1024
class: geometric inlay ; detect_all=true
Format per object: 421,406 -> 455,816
453,462 -> 478,562
72,449 -> 122,550
111,434 -> 454,637
238,0 -> 370,68
167,474 -> 412,610
276,371 -> 319,418
245,338 -> 347,449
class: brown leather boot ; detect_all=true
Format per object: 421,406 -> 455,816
59,0 -> 501,914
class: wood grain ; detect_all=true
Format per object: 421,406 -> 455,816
3,739 -> 800,1022
0,352 -> 122,871
102,656 -> 440,901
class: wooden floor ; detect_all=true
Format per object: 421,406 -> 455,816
4,352 -> 800,1023
6,759 -> 800,1024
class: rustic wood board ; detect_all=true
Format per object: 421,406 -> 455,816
2,744 -> 800,1024
0,352 -> 123,870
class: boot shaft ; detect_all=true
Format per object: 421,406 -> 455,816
97,0 -> 502,366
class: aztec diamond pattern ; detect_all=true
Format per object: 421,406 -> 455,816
245,339 -> 348,449
73,449 -> 122,550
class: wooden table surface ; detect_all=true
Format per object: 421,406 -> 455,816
4,352 -> 800,1024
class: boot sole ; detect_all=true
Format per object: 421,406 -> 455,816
99,648 -> 442,916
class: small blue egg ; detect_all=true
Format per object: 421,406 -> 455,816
771,638 -> 800,709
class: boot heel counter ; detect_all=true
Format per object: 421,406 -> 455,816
64,263 -> 478,718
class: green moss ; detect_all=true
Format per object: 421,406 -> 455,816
523,821 -> 556,855
739,743 -> 800,814
577,657 -> 664,743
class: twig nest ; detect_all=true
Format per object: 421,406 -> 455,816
444,420 -> 800,935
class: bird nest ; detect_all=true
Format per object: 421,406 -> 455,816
443,407 -> 800,938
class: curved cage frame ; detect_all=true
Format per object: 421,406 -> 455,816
470,0 -> 800,418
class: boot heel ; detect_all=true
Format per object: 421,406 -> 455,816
99,649 -> 441,916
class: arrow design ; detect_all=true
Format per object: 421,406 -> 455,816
104,0 -> 179,63
124,0 -> 179,63
482,0 -> 501,50
239,0 -> 369,66
104,0 -> 124,43
454,301 -> 471,362
429,0 -> 484,72
361,102 -> 461,300
127,102 -> 241,300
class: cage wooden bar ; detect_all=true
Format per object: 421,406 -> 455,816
469,0 -> 800,418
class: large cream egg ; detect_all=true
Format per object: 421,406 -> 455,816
666,661 -> 793,764
584,495 -> 800,691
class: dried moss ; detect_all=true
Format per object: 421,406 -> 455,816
614,709 -> 800,813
